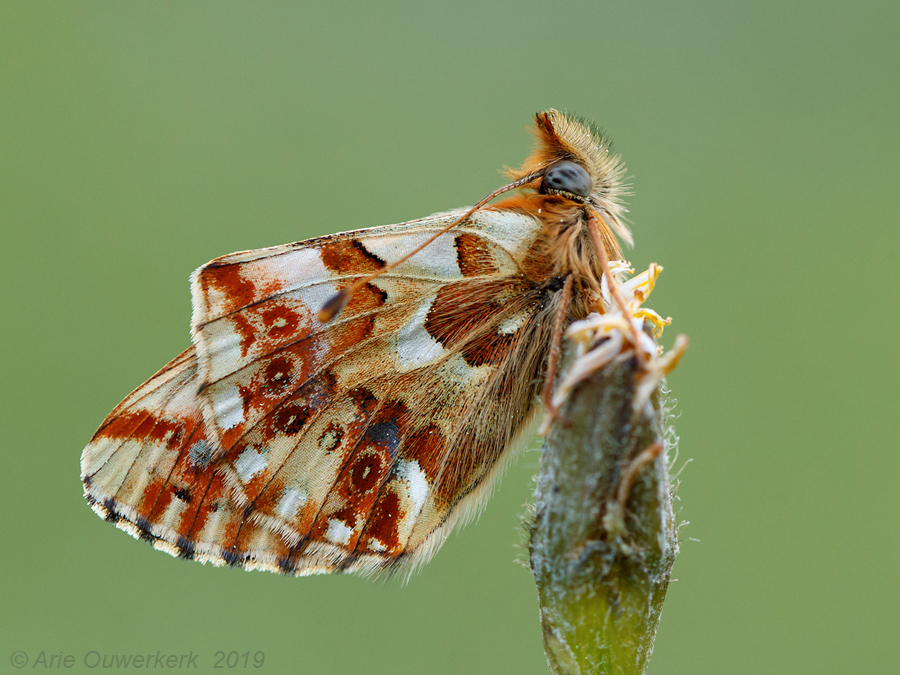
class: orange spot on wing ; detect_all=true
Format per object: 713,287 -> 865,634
94,410 -> 186,445
93,410 -> 146,441
230,313 -> 257,357
424,283 -> 490,347
358,491 -> 402,554
423,280 -> 526,366
260,303 -> 301,339
403,424 -> 445,483
460,330 -> 517,367
346,282 -> 387,312
326,314 -> 377,354
201,263 -> 285,317
181,472 -> 228,541
201,264 -> 258,314
134,478 -> 168,517
455,233 -> 499,277
232,346 -> 318,423
270,402 -> 314,436
320,239 -> 385,274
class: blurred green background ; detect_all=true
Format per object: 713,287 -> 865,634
2,2 -> 898,673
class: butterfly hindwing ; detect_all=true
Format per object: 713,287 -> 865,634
81,347 -> 219,559
223,282 -> 555,576
82,207 -> 559,575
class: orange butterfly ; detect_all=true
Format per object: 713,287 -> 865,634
81,110 -> 633,578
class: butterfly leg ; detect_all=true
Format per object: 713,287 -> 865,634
541,274 -> 574,425
616,442 -> 663,512
600,441 -> 664,540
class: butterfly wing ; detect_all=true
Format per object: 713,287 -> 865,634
80,347 -> 218,560
81,208 -> 557,576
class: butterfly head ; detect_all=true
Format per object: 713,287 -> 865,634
539,160 -> 593,202
507,110 -> 632,248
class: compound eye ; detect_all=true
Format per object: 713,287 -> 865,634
540,160 -> 593,199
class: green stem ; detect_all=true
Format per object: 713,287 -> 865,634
529,351 -> 679,675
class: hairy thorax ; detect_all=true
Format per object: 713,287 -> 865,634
498,193 -> 617,321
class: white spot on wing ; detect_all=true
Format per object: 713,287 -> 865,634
325,518 -> 353,546
397,460 -> 429,519
255,247 -> 338,317
466,211 -> 542,263
396,296 -> 444,368
276,487 -> 308,519
203,320 -> 243,380
196,499 -> 233,544
247,248 -> 330,291
233,447 -> 268,483
367,538 -> 387,553
362,231 -> 461,278
158,494 -> 189,531
213,385 -> 245,430
90,440 -> 142,495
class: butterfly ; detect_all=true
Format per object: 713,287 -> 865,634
80,110 -> 633,578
